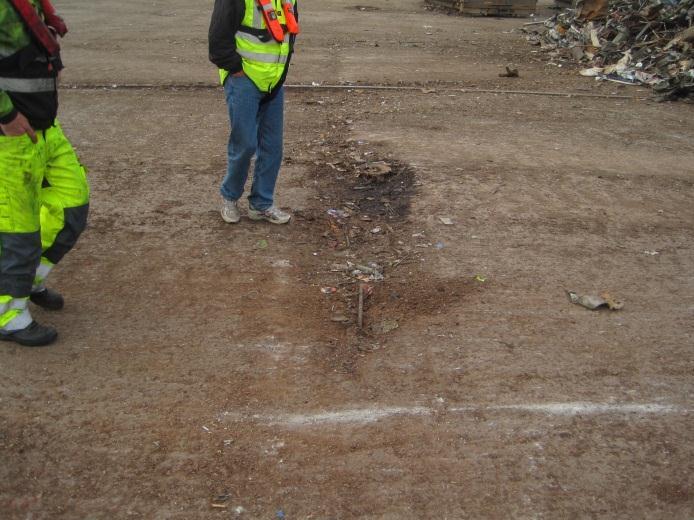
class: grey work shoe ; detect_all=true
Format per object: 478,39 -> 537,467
0,321 -> 58,347
30,288 -> 64,311
247,205 -> 291,224
221,198 -> 241,223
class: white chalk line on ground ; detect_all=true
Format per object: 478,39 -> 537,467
450,403 -> 686,415
220,402 -> 692,427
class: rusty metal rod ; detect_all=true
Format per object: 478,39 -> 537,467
61,83 -> 640,100
357,284 -> 364,330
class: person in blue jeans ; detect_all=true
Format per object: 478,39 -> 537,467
209,0 -> 299,225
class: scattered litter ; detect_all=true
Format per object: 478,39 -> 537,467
362,161 -> 393,179
567,290 -> 624,310
276,511 -> 286,520
372,319 -> 400,334
371,227 -> 382,234
352,263 -> 384,282
474,275 -> 487,283
223,439 -> 234,446
257,239 -> 269,249
499,66 -> 520,77
579,67 -> 604,77
331,314 -> 351,323
234,506 -> 246,515
642,250 -> 660,256
355,263 -> 381,275
271,259 -> 292,268
211,494 -> 230,509
321,287 -> 338,294
327,208 -> 350,219
202,425 -> 211,432
434,242 -> 446,250
522,0 -> 694,100
360,215 -> 373,221
438,217 -> 454,225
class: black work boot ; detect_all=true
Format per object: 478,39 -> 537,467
30,288 -> 64,311
0,321 -> 58,347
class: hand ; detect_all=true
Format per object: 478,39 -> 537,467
0,112 -> 37,143
232,70 -> 245,77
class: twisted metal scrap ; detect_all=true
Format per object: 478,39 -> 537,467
524,0 -> 694,100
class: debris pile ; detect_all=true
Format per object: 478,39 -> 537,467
523,0 -> 694,100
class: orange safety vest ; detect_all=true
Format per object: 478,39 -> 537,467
281,0 -> 300,35
257,0 -> 300,43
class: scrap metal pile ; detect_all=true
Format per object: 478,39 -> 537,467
523,0 -> 694,100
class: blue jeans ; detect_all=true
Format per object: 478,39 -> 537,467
220,75 -> 284,211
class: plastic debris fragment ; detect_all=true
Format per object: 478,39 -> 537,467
567,291 -> 624,310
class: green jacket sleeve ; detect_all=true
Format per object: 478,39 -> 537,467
0,0 -> 25,123
0,91 -> 17,124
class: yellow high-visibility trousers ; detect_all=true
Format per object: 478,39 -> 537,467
0,122 -> 89,331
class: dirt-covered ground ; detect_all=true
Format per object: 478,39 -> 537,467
1,0 -> 693,518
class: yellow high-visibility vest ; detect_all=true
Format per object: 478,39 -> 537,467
219,0 -> 296,93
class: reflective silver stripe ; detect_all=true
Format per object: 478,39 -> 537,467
0,77 -> 55,93
0,298 -> 31,331
238,50 -> 288,64
32,261 -> 54,293
252,3 -> 263,28
3,307 -> 32,332
0,45 -> 17,59
7,298 -> 28,312
237,32 -> 272,46
36,261 -> 53,281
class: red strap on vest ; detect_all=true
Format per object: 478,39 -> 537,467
256,0 -> 285,43
8,0 -> 65,56
281,0 -> 299,35
39,0 -> 68,37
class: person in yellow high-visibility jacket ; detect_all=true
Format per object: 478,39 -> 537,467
0,0 -> 89,346
209,0 -> 298,225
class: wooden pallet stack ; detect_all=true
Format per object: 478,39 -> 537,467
430,0 -> 537,16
